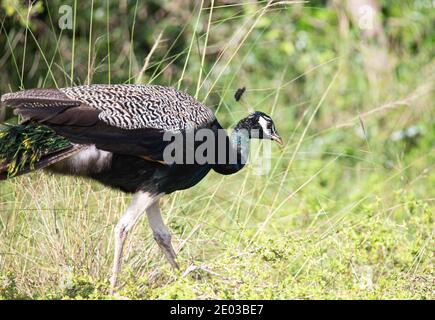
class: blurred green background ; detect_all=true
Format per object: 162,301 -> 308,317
0,0 -> 433,299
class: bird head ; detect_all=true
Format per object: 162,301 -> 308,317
237,111 -> 283,145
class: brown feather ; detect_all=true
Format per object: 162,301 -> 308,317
2,88 -> 173,161
1,88 -> 77,107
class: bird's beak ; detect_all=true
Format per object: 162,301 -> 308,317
271,133 -> 283,145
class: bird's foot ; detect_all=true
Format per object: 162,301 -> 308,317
154,232 -> 179,270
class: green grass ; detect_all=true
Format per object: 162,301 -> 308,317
0,1 -> 434,299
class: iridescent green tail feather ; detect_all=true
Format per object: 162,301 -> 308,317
0,123 -> 71,178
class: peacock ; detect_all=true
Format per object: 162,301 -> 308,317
0,84 -> 282,291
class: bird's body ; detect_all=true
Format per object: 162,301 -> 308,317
0,84 -> 282,292
48,144 -> 213,195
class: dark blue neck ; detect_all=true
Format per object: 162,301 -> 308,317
212,124 -> 250,175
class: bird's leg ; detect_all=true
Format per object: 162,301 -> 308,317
146,201 -> 179,270
110,191 -> 159,293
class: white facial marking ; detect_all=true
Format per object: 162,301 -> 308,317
258,116 -> 271,135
